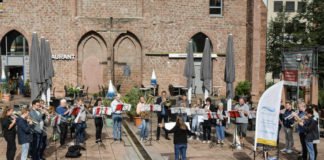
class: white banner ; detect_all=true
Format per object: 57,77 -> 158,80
254,81 -> 284,151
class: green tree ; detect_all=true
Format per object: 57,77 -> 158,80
266,11 -> 291,79
292,0 -> 324,105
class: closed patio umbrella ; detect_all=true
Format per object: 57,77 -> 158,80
200,38 -> 212,100
41,40 -> 55,106
224,34 -> 235,111
30,32 -> 41,100
184,41 -> 195,104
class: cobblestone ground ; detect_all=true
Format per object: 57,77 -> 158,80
127,114 -> 324,160
0,113 -> 141,160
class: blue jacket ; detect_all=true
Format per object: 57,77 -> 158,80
16,117 -> 33,144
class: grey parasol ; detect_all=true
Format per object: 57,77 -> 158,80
224,34 -> 235,99
200,38 -> 212,99
30,33 -> 41,100
184,41 -> 195,104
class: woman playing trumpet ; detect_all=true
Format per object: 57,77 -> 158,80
1,106 -> 17,160
136,96 -> 150,141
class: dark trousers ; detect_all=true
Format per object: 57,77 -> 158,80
94,117 -> 103,140
156,114 -> 169,139
4,133 -> 16,160
202,120 -> 211,141
314,144 -> 317,160
40,134 -> 47,158
299,133 -> 307,160
59,122 -> 68,145
31,133 -> 43,160
75,122 -> 86,144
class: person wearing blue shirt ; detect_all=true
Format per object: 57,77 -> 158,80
56,99 -> 70,146
155,91 -> 170,141
281,102 -> 295,154
16,108 -> 33,160
295,102 -> 307,160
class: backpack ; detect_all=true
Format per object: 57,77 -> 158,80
65,145 -> 85,158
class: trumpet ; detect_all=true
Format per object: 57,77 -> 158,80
163,99 -> 172,108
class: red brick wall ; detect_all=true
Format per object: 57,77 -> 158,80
0,0 -> 267,99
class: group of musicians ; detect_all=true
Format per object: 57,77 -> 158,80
135,90 -> 252,148
1,90 -> 253,160
280,101 -> 320,160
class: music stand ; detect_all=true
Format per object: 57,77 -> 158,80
228,110 -> 241,151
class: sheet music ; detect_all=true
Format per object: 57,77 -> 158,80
122,103 -> 132,111
153,104 -> 161,111
164,122 -> 191,130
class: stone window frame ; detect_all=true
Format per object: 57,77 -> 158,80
285,1 -> 295,12
274,1 -> 283,12
209,0 -> 223,17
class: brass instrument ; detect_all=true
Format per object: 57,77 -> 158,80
164,99 -> 172,108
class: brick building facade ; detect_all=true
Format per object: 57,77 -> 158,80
0,0 -> 267,101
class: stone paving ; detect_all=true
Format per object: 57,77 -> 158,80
0,113 -> 141,160
127,114 -> 324,160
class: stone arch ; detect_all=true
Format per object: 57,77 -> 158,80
0,29 -> 29,55
113,31 -> 142,93
189,32 -> 214,53
77,31 -> 108,93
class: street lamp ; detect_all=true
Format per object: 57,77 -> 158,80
296,56 -> 302,102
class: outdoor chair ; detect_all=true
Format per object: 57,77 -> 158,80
64,85 -> 68,97
81,86 -> 89,98
168,84 -> 178,96
117,84 -> 121,93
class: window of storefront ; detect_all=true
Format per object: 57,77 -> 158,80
274,1 -> 283,12
0,30 -> 29,56
210,0 -> 223,16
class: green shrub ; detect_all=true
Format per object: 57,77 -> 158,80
122,87 -> 143,118
235,81 -> 252,96
319,89 -> 324,108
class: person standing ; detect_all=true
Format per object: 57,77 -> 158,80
189,98 -> 203,141
294,102 -> 307,160
39,99 -> 49,159
29,99 -> 46,160
176,95 -> 189,122
74,98 -> 87,145
298,108 -> 319,160
136,96 -> 150,141
281,101 -> 295,154
92,98 -> 104,143
202,97 -> 216,144
155,91 -> 170,140
312,104 -> 320,160
215,102 -> 227,144
234,97 -> 249,149
1,106 -> 17,160
16,108 -> 33,160
167,116 -> 195,160
111,94 -> 123,142
56,99 -> 70,146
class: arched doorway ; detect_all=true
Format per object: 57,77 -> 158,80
113,32 -> 142,93
190,32 -> 213,94
0,30 -> 29,94
77,32 -> 107,93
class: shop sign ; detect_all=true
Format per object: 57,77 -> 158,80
52,54 -> 75,60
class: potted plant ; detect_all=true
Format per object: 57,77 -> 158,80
1,82 -> 10,102
23,80 -> 31,97
235,81 -> 252,101
93,93 -> 99,100
122,87 -> 143,126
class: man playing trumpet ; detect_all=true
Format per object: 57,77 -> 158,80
29,99 -> 46,160
292,102 -> 307,160
155,91 -> 170,141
